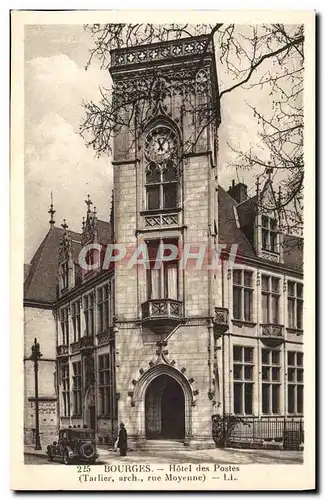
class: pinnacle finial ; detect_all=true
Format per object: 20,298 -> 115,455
48,191 -> 56,228
61,219 -> 69,232
266,161 -> 274,178
85,194 -> 93,213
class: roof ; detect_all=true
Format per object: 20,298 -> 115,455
24,220 -> 112,304
24,264 -> 31,282
24,227 -> 81,303
218,187 -> 255,257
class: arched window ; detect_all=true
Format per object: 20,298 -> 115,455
144,125 -> 179,211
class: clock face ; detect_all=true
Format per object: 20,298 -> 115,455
145,126 -> 178,163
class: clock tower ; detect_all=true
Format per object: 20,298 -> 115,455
110,35 -> 226,448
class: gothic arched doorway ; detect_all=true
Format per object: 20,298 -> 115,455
145,374 -> 185,440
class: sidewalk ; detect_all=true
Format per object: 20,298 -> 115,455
24,445 -> 303,464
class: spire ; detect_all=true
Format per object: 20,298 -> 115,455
48,191 -> 56,228
81,195 -> 98,246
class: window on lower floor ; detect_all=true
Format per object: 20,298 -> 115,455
288,281 -> 303,329
72,361 -> 82,417
233,345 -> 254,415
98,354 -> 112,417
233,269 -> 253,321
61,363 -> 70,417
262,275 -> 280,324
262,348 -> 281,414
287,351 -> 304,414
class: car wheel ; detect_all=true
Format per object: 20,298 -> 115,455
63,451 -> 70,465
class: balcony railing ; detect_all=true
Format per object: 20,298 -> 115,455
80,335 -> 95,351
261,324 -> 284,337
70,340 -> 80,354
56,344 -> 69,356
142,299 -> 183,320
96,328 -> 113,346
260,324 -> 284,346
141,299 -> 183,333
214,307 -> 229,334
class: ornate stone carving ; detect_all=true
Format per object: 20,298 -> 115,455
145,213 -> 179,227
58,220 -> 72,264
261,324 -> 284,338
111,37 -> 213,69
259,250 -> 280,263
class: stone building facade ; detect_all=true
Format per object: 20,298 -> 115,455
24,35 -> 304,450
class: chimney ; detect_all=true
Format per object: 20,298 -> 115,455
228,180 -> 248,204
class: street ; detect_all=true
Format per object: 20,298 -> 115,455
24,447 -> 303,466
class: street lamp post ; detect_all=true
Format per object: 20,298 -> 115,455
31,338 -> 43,450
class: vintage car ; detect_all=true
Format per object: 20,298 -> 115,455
47,427 -> 98,465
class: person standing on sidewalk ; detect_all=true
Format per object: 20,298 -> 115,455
117,423 -> 127,456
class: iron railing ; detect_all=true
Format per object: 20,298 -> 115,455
213,416 -> 304,450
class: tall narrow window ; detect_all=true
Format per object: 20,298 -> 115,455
84,293 -> 94,337
72,361 -> 82,417
287,351 -> 304,414
98,284 -> 110,334
146,240 -> 179,300
262,349 -> 281,414
261,216 -> 278,252
71,301 -> 81,342
60,306 -> 69,345
61,363 -> 70,417
288,281 -> 303,329
98,354 -> 111,417
233,269 -> 253,321
262,275 -> 280,324
233,346 -> 254,415
146,162 -> 178,211
61,261 -> 69,289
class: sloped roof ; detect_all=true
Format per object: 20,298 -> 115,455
24,227 -> 82,303
24,220 -> 112,304
97,220 -> 112,245
218,187 -> 255,257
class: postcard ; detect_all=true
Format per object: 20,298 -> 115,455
11,9 -> 315,490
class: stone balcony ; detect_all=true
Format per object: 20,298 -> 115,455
141,299 -> 183,334
96,328 -> 113,346
260,324 -> 284,346
213,307 -> 229,335
56,344 -> 69,357
79,335 -> 95,352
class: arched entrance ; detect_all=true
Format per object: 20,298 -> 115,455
145,374 -> 185,440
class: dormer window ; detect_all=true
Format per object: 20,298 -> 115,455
261,216 -> 278,253
61,261 -> 69,289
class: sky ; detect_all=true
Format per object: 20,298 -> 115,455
24,24 -> 273,263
